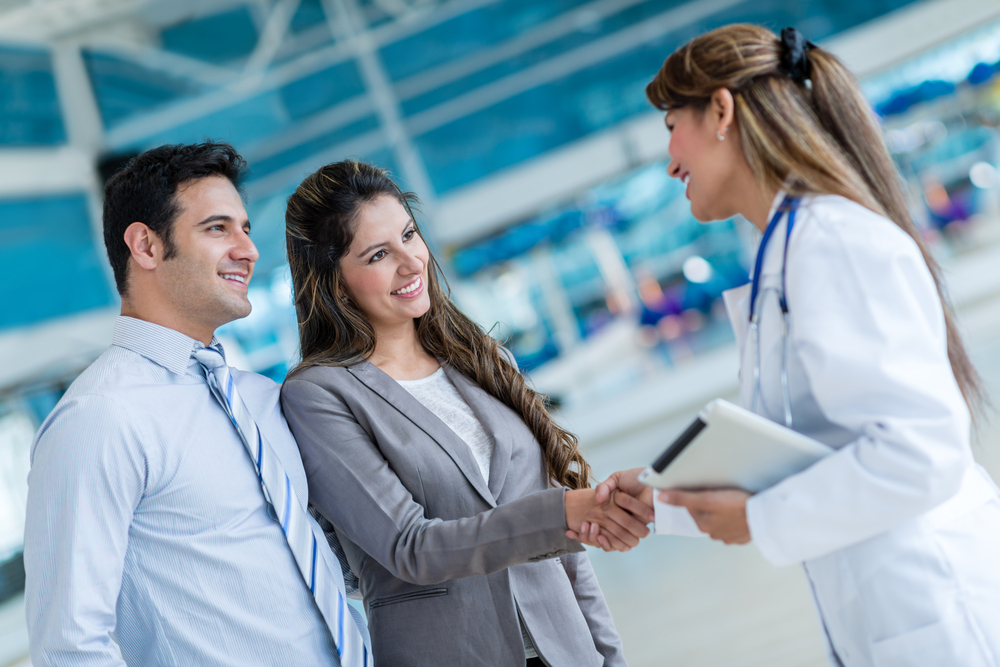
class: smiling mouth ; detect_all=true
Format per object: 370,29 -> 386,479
682,173 -> 691,186
391,276 -> 422,296
220,273 -> 248,288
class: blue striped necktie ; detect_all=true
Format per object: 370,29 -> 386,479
193,345 -> 372,667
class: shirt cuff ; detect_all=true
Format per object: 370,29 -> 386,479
652,497 -> 708,537
746,492 -> 794,567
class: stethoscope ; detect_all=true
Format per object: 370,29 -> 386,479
749,196 -> 799,429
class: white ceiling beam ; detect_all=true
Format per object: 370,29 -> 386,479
0,0 -> 145,42
822,0 -> 1000,79
241,0 -> 300,79
0,148 -> 96,196
329,0 -> 438,204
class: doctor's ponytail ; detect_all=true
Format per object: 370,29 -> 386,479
647,24 -> 984,414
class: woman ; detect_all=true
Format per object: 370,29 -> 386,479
279,160 -> 644,666
591,24 -> 1000,666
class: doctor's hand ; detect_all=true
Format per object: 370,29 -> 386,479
661,489 -> 751,545
595,467 -> 654,508
566,468 -> 654,551
564,488 -> 652,552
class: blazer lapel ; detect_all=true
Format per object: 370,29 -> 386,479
347,361 -> 497,508
442,364 -> 512,502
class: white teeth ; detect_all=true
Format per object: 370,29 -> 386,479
221,274 -> 246,283
682,174 -> 691,185
392,277 -> 421,295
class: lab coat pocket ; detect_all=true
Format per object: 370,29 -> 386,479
870,615 -> 989,667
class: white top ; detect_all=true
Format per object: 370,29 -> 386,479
397,368 -> 539,658
397,368 -> 494,484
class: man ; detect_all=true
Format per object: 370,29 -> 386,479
23,142 -> 369,666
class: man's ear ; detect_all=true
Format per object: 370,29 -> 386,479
709,87 -> 736,134
123,222 -> 159,271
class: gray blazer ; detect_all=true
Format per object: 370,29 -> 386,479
281,359 -> 627,667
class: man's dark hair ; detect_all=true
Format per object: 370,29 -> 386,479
103,141 -> 247,296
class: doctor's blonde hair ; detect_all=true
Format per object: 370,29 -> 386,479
647,23 -> 984,413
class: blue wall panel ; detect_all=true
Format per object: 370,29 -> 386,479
84,50 -> 204,130
0,194 -> 114,329
0,47 -> 65,146
161,6 -> 259,64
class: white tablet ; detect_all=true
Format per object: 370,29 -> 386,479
638,399 -> 832,493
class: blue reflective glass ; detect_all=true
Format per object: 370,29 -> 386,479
279,60 -> 366,120
161,6 -> 259,64
0,194 -> 114,329
414,43 -> 658,193
140,90 -> 292,152
247,114 -> 382,182
291,0 -> 328,33
0,46 -> 65,146
84,50 -> 204,130
379,0 -> 583,81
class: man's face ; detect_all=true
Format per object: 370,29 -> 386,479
155,176 -> 258,339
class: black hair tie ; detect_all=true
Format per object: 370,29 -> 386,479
780,27 -> 816,84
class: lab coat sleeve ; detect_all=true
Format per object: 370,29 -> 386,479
652,498 -> 707,537
745,207 -> 972,567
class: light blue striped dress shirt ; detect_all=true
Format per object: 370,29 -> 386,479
24,316 -> 341,667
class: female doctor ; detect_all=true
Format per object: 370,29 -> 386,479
585,24 -> 1000,667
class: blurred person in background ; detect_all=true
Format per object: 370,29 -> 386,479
584,24 -> 1000,667
23,142 -> 370,667
280,160 -> 647,667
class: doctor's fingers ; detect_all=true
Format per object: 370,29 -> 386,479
660,488 -> 749,511
612,488 -> 655,521
596,467 -> 647,504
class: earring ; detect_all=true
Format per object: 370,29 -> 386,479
717,129 -> 726,141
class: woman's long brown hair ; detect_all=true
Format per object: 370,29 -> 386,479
285,160 -> 592,489
646,23 -> 984,414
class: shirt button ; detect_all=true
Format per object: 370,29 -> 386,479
266,503 -> 279,522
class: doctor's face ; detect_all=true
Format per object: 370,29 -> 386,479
665,106 -> 743,222
339,195 -> 431,334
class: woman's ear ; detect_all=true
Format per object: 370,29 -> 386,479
709,88 -> 736,137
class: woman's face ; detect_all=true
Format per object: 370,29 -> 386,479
339,195 -> 431,332
665,104 -> 742,222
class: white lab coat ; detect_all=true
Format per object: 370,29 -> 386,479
657,192 -> 1000,666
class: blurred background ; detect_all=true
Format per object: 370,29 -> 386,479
2,0 -> 1000,664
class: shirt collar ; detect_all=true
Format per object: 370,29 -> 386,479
765,188 -> 788,226
111,316 -> 223,376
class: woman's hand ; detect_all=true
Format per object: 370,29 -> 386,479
567,468 -> 653,551
564,488 -> 653,552
661,489 -> 752,544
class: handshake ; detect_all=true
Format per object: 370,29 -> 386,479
563,468 -> 753,551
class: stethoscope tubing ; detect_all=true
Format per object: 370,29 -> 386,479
749,196 -> 799,428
